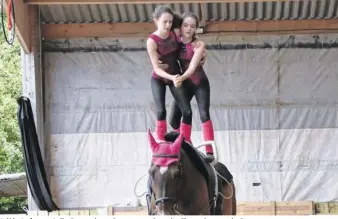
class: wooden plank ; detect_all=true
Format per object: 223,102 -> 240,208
89,209 -> 98,215
25,0 -> 300,5
42,22 -> 154,39
114,210 -> 148,215
112,207 -> 148,215
78,210 -> 91,215
58,210 -> 70,215
2,0 -> 35,53
237,202 -> 276,215
328,202 -> 338,213
314,202 -> 338,214
29,202 -> 338,216
69,210 -> 80,215
206,19 -> 338,33
26,211 -> 38,216
48,211 -> 60,216
315,202 -> 330,214
275,201 -> 314,215
41,19 -> 338,40
316,213 -> 338,215
37,211 -> 48,216
107,206 -> 114,215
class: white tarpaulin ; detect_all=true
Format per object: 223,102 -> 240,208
41,34 -> 338,208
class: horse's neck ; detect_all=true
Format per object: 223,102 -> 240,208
181,148 -> 205,183
178,150 -> 209,211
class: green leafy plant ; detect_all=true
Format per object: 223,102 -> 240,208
0,12 -> 27,213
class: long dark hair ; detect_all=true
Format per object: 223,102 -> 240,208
181,12 -> 200,42
171,12 -> 183,31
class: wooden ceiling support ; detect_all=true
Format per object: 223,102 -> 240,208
2,0 -> 36,53
41,19 -> 338,40
25,0 -> 300,5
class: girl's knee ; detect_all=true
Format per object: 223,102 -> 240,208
181,107 -> 192,124
183,108 -> 192,118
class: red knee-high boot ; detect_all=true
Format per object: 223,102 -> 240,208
156,120 -> 167,141
180,122 -> 192,144
202,120 -> 215,162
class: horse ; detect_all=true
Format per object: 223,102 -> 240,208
145,130 -> 237,215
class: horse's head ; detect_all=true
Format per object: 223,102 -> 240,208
147,130 -> 184,215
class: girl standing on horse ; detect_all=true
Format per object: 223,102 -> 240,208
146,5 -> 205,143
169,12 -> 215,162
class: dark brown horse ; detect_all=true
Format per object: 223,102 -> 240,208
146,130 -> 236,215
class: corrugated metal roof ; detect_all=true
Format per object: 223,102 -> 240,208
0,173 -> 27,197
40,0 -> 338,24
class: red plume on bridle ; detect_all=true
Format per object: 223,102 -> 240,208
148,129 -> 183,166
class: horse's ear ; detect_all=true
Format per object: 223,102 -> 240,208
171,132 -> 184,154
148,129 -> 159,152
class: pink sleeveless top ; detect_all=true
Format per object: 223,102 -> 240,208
149,31 -> 181,84
178,40 -> 207,85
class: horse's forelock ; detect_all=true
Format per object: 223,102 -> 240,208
164,131 -> 181,142
164,131 -> 190,152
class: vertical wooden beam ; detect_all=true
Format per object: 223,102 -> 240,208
21,5 -> 47,210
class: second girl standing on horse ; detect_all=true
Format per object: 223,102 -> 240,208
169,12 -> 216,162
146,5 -> 194,142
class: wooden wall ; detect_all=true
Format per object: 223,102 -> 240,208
25,201 -> 338,215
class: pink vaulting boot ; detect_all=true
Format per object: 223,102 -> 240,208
156,120 -> 167,141
202,120 -> 215,163
180,122 -> 192,144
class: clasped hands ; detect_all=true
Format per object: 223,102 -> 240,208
172,74 -> 183,87
157,52 -> 206,88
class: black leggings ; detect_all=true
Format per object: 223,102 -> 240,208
169,78 -> 210,129
151,77 -> 192,125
